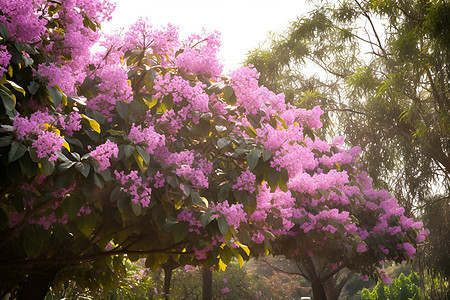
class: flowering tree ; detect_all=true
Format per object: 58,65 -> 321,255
0,1 -> 428,299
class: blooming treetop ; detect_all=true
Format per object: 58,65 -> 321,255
0,0 -> 427,296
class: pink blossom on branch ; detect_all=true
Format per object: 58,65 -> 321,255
32,131 -> 64,161
90,140 -> 119,171
0,45 -> 12,78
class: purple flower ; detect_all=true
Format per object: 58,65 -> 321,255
32,131 -> 64,161
90,140 -> 119,171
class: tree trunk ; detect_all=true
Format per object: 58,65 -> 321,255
311,279 -> 327,300
303,256 -> 327,300
202,267 -> 212,300
162,263 -> 173,300
17,266 -> 60,300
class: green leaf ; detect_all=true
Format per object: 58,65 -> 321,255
191,191 -> 204,206
98,169 -> 111,182
110,186 -> 123,202
75,161 -> 90,178
218,215 -> 229,236
0,89 -> 16,111
41,157 -> 55,176
131,201 -> 142,216
182,184 -> 191,197
116,100 -> 128,119
280,168 -> 289,184
247,148 -> 261,170
0,135 -> 12,147
0,22 -> 10,39
217,138 -> 230,148
6,81 -> 25,96
218,182 -> 231,202
47,86 -> 63,108
23,232 -> 43,258
117,197 -> 129,215
23,56 -> 34,67
318,189 -> 330,198
303,126 -> 315,142
19,154 -> 37,178
262,149 -> 272,161
201,211 -> 215,228
220,245 -> 233,265
144,255 -> 159,271
81,114 -> 101,133
135,146 -> 150,164
208,82 -> 225,94
223,86 -> 237,105
268,167 -> 280,188
230,247 -> 244,267
274,114 -> 288,129
223,85 -> 234,99
94,173 -> 104,188
123,144 -> 134,158
8,142 -> 27,163
58,161 -> 75,171
65,136 -> 83,149
173,222 -> 189,243
76,214 -> 96,237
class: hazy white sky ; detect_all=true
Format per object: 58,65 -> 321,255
104,0 -> 312,71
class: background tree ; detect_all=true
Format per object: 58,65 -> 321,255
246,0 -> 449,296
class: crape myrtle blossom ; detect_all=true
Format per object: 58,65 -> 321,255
114,170 -> 152,207
86,64 -> 133,121
32,131 -> 64,161
174,30 -> 223,77
90,140 -> 119,171
12,110 -> 82,161
0,0 -> 47,44
0,45 -> 11,78
128,124 -> 165,154
124,18 -> 179,56
37,63 -> 78,96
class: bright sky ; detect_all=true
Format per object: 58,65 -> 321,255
104,0 -> 312,71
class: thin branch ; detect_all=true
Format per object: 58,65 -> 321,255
354,0 -> 387,56
0,241 -> 192,269
260,258 -> 309,280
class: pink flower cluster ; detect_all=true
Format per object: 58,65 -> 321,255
0,45 -> 11,78
158,150 -> 211,189
37,63 -> 78,96
232,170 -> 257,193
32,131 -> 64,161
178,210 -> 202,234
153,73 -> 209,133
90,140 -> 119,171
114,170 -> 152,207
13,110 -> 82,161
128,124 -> 165,154
124,18 -> 179,60
211,201 -> 247,229
174,30 -> 223,77
0,0 -> 47,44
86,65 -> 132,120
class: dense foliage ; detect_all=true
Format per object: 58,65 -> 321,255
0,0 -> 428,299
